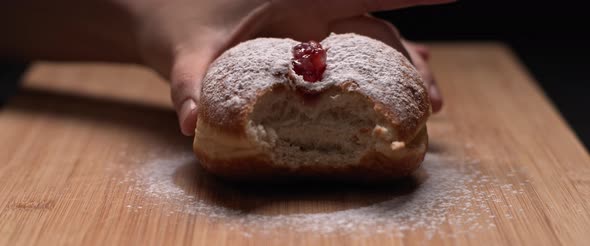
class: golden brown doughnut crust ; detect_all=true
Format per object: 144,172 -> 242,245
194,33 -> 431,181
195,127 -> 428,182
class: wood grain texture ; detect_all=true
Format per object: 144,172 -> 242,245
0,43 -> 589,246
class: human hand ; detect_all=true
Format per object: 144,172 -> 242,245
402,40 -> 443,113
121,0 -> 453,135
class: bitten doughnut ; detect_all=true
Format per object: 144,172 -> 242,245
193,33 -> 431,181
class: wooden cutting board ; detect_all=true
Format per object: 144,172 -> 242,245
0,43 -> 589,246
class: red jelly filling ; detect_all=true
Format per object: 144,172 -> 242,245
292,41 -> 327,82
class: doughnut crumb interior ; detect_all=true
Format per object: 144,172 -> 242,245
194,33 -> 431,181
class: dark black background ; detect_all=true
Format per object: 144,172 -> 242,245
376,1 -> 589,148
1,1 -> 588,149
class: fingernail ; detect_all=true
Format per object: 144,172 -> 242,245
429,84 -> 443,113
179,98 -> 197,136
429,84 -> 440,99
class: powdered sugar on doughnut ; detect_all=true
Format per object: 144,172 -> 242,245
200,37 -> 298,127
199,33 -> 430,139
322,34 -> 430,138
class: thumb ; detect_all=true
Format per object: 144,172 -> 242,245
170,50 -> 213,136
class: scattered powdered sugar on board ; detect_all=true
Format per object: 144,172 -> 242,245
122,152 -> 527,239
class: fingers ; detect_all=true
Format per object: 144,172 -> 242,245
403,39 -> 430,60
170,50 -> 213,136
402,40 -> 443,113
313,0 -> 456,20
329,15 -> 411,60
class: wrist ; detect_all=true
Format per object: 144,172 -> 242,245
0,0 -> 141,63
